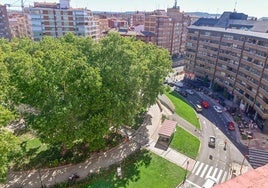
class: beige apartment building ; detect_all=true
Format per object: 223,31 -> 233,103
185,25 -> 268,132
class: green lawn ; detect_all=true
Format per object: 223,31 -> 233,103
77,150 -> 186,188
165,91 -> 200,129
170,127 -> 200,159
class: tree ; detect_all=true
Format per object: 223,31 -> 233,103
5,33 -> 172,151
94,33 -> 172,128
0,44 -> 17,181
0,129 -> 18,182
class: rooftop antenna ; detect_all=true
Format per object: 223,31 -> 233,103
174,0 -> 177,8
21,0 -> 24,9
234,0 -> 237,12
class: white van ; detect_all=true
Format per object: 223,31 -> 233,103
202,176 -> 217,188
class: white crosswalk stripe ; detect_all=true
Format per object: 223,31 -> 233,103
248,148 -> 268,169
211,168 -> 218,178
191,161 -> 228,184
205,166 -> 213,178
195,162 -> 204,176
220,171 -> 228,183
200,164 -> 209,178
192,161 -> 200,174
215,169 -> 223,182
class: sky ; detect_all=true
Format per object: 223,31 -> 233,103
3,0 -> 268,18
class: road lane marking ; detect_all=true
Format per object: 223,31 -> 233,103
205,166 -> 213,179
216,169 -> 223,182
195,162 -> 204,176
221,171 -> 228,183
192,161 -> 200,174
200,164 -> 209,178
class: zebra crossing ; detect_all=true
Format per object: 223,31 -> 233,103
248,148 -> 268,169
191,161 -> 228,184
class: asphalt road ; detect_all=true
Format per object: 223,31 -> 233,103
174,87 -> 248,187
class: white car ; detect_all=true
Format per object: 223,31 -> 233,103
213,105 -> 223,113
186,89 -> 194,95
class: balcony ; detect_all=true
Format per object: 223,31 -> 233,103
254,105 -> 268,119
222,38 -> 243,46
243,96 -> 254,107
261,78 -> 268,86
245,42 -> 267,51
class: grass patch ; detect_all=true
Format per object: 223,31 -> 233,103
170,127 -> 200,159
165,91 -> 200,129
74,150 -> 186,188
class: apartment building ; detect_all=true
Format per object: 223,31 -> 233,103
8,11 -> 33,39
24,0 -> 99,41
108,18 -> 128,28
131,12 -> 145,26
185,25 -> 268,132
0,5 -> 12,40
144,3 -> 191,56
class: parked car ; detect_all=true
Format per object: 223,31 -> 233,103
195,104 -> 203,112
186,89 -> 194,95
201,100 -> 210,108
208,136 -> 216,148
213,105 -> 223,113
174,87 -> 181,92
228,122 -> 235,131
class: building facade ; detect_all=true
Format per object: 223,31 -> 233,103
144,4 -> 191,56
185,25 -> 268,132
8,11 -> 33,39
24,1 -> 99,41
0,5 -> 12,40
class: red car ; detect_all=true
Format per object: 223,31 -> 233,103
228,122 -> 235,131
201,100 -> 210,108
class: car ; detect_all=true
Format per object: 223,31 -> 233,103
202,176 -> 218,188
208,136 -> 216,148
174,87 -> 181,92
201,100 -> 210,108
174,81 -> 184,88
213,105 -> 223,113
228,122 -> 235,131
195,104 -> 203,112
186,89 -> 194,95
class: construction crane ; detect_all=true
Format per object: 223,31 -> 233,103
5,0 -> 25,10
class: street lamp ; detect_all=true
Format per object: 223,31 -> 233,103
240,138 -> 251,175
183,160 -> 189,184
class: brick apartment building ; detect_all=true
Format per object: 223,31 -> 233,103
144,3 -> 191,56
8,11 -> 33,39
24,0 -> 99,41
185,12 -> 268,132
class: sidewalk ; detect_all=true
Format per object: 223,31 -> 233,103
3,101 -> 197,188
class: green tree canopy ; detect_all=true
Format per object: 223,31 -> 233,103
4,33 -> 172,150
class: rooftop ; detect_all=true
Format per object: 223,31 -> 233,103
188,25 -> 268,39
214,164 -> 268,188
158,119 -> 177,137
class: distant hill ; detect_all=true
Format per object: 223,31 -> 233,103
92,11 -> 220,18
185,12 -> 220,18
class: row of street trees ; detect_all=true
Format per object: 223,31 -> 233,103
0,32 -> 172,180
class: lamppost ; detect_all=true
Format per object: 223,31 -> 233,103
183,160 -> 189,184
240,138 -> 251,175
38,169 -> 44,188
224,139 -> 227,151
